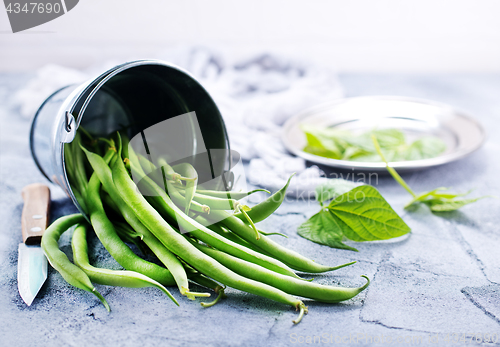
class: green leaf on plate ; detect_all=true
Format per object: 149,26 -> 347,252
301,125 -> 447,162
369,128 -> 407,149
394,136 -> 447,161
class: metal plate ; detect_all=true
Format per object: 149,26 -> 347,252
282,96 -> 486,172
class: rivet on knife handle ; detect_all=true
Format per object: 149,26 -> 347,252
21,183 -> 51,245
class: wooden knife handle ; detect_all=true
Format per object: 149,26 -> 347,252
21,183 -> 51,245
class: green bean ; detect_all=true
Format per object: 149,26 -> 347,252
153,157 -> 179,181
101,188 -> 120,212
178,189 -> 260,238
235,204 -> 260,239
137,154 -> 157,177
121,131 -> 130,160
126,146 -> 303,280
193,242 -> 369,303
137,157 -> 210,214
257,230 -> 288,238
40,213 -> 110,311
184,268 -> 226,307
190,192 -> 239,210
172,183 -> 271,201
64,143 -> 77,192
111,155 -> 309,323
171,162 -> 198,214
112,220 -> 150,256
113,221 -> 143,241
233,174 -> 294,224
84,149 -> 177,293
72,188 -> 88,214
197,221 -> 265,254
83,146 -> 208,300
193,216 -> 307,281
188,272 -> 224,295
165,177 -> 210,214
78,126 -> 94,143
72,132 -> 89,194
71,223 -> 179,304
195,188 -> 271,200
211,210 -> 356,273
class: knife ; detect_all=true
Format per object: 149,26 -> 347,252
18,183 -> 51,306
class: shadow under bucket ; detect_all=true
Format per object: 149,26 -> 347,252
30,60 -> 232,217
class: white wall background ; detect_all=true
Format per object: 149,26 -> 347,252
1,0 -> 500,72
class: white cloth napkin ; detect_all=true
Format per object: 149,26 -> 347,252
15,47 -> 344,197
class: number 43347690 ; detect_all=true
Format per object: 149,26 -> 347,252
6,2 -> 62,14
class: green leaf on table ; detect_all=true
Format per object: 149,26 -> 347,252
422,197 -> 487,212
430,189 -> 473,200
298,184 -> 411,251
297,210 -> 359,251
327,185 -> 411,241
404,186 -> 487,212
404,187 -> 448,208
371,134 -> 488,214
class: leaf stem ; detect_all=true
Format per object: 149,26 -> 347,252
371,135 -> 417,198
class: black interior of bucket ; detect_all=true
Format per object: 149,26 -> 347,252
73,63 -> 231,188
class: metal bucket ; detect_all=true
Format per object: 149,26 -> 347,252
29,60 -> 231,217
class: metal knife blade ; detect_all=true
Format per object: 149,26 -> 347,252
17,183 -> 51,306
17,244 -> 48,306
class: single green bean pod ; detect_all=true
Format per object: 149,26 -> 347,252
72,132 -> 89,194
64,142 -> 77,192
233,174 -> 294,224
112,220 -> 150,256
120,131 -> 130,160
40,213 -> 110,311
190,192 -> 239,211
195,188 -> 271,200
196,221 -> 265,254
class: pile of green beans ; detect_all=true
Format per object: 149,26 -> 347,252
41,130 -> 369,324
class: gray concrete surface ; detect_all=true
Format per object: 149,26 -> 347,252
0,73 -> 499,346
